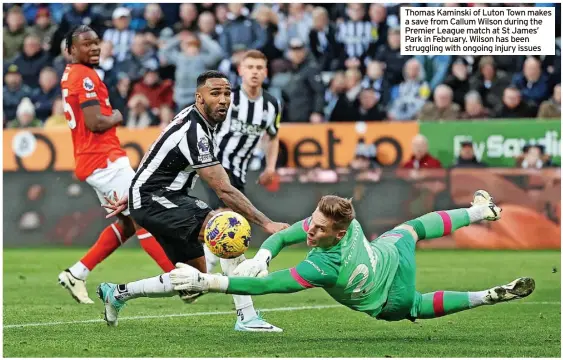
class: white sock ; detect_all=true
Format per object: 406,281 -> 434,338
468,290 -> 490,307
114,273 -> 176,301
68,261 -> 90,281
220,256 -> 257,322
204,246 -> 220,273
467,205 -> 488,223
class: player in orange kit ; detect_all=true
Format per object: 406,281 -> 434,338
58,25 -> 175,304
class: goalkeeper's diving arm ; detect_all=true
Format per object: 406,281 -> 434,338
252,219 -> 308,265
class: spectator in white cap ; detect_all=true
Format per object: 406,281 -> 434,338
7,97 -> 42,128
103,7 -> 136,62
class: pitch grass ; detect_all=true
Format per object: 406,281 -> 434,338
3,248 -> 561,358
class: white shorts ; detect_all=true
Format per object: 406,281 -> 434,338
85,156 -> 135,216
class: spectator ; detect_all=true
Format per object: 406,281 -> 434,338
160,32 -> 223,109
512,57 -> 551,108
4,6 -> 27,61
198,11 -> 219,41
10,34 -> 52,88
44,97 -> 67,128
538,83 -> 561,119
214,4 -> 229,35
96,41 -> 118,88
325,71 -> 354,121
6,97 -> 42,129
453,141 -> 487,168
338,4 -> 372,61
251,5 -> 284,62
281,38 -> 325,123
418,84 -> 461,121
367,4 -> 388,48
53,39 -> 72,80
3,64 -> 33,122
415,54 -> 452,91
469,56 -> 511,110
141,4 -> 172,49
125,94 -> 159,128
402,134 -> 442,169
460,91 -> 491,120
515,145 -> 551,169
308,6 -> 343,71
218,44 -> 247,89
26,7 -> 57,52
159,104 -> 175,129
174,4 -> 199,33
219,3 -> 266,56
31,67 -> 59,122
115,34 -> 159,83
444,57 -> 471,110
130,67 -> 174,116
109,73 -> 131,120
356,88 -> 386,121
494,86 -> 537,118
369,26 -> 410,87
361,60 -> 389,106
50,4 -> 104,58
277,4 -> 313,49
103,7 -> 136,62
345,68 -> 363,104
387,58 -> 430,121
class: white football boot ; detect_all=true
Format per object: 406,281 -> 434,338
484,277 -> 536,304
234,311 -> 283,332
58,269 -> 94,304
471,190 -> 502,221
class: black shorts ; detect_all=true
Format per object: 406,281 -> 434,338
204,168 -> 246,209
130,192 -> 212,263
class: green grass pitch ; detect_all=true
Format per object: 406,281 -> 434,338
3,248 -> 561,357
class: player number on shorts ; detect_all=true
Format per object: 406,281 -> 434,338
62,88 -> 76,129
345,264 -> 369,299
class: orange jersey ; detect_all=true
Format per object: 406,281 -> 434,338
60,63 -> 126,181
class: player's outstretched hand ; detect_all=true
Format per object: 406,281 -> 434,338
264,221 -> 290,234
257,168 -> 276,186
102,191 -> 128,218
170,262 -> 208,293
233,258 -> 269,278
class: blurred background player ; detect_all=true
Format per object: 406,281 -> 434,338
168,191 -> 535,324
57,25 -> 174,304
202,50 -> 282,272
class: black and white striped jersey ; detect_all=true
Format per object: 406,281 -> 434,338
129,105 -> 219,210
337,21 -> 373,59
215,88 -> 281,184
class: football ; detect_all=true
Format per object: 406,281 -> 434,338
204,211 -> 251,259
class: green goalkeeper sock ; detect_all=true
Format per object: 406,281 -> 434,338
405,209 -> 471,240
416,290 -> 488,319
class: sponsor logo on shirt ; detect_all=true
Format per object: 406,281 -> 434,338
86,92 -> 97,99
83,77 -> 95,91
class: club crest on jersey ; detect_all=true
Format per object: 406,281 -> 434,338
83,77 -> 95,91
197,137 -> 210,155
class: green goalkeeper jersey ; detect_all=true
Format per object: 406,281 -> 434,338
290,217 -> 400,317
225,218 -> 403,317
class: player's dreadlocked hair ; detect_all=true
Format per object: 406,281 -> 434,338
65,25 -> 96,55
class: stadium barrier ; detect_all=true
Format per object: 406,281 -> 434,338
3,122 -> 418,172
4,167 -> 559,249
420,119 -> 561,167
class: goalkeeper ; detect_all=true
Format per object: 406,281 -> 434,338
170,190 -> 535,322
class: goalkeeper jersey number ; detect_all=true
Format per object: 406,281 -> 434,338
290,218 -> 401,317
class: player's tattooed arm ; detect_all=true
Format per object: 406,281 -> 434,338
196,164 -> 289,234
82,104 -> 123,133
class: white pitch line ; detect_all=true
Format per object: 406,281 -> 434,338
3,304 -> 341,329
3,302 -> 560,329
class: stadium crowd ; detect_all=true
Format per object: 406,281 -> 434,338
3,2 -> 561,175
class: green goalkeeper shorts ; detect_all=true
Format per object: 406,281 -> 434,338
376,231 -> 419,322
